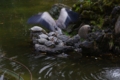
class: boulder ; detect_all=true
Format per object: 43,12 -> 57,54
78,25 -> 91,39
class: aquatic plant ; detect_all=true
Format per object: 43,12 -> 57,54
0,68 -> 24,80
0,54 -> 32,80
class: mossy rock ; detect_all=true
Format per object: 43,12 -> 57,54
72,0 -> 120,29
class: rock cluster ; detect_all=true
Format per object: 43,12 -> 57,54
29,2 -> 120,57
30,26 -> 82,56
71,1 -> 120,56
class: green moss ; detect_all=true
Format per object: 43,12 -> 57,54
63,31 -> 70,36
72,0 -> 120,30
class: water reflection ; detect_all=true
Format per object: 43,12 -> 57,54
27,55 -> 120,80
1,44 -> 120,80
102,68 -> 120,80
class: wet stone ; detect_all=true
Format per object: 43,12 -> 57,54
30,26 -> 43,31
37,38 -> 48,44
57,34 -> 70,42
39,34 -> 48,39
44,41 -> 55,47
30,26 -> 82,56
34,44 -> 50,52
48,32 -> 57,36
80,40 -> 94,49
66,34 -> 80,46
48,36 -> 58,42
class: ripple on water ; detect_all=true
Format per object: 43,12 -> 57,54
80,66 -> 120,80
32,56 -> 120,80
101,68 -> 120,80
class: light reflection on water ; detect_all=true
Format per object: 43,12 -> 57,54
0,0 -> 120,80
102,68 -> 120,80
27,55 -> 120,80
1,50 -> 120,80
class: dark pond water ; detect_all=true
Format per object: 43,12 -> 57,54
0,0 -> 120,80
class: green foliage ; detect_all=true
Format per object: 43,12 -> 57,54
63,31 -> 70,36
72,0 -> 120,29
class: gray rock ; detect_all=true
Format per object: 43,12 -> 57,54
30,26 -> 47,38
44,41 -> 55,47
48,32 -> 57,36
55,39 -> 64,45
32,37 -> 38,44
30,26 -> 43,32
73,34 -> 80,40
47,46 -> 74,54
34,44 -> 50,52
87,31 -> 104,42
74,48 -> 82,53
74,42 -> 81,48
56,41 -> 64,47
57,34 -> 70,42
37,38 -> 48,44
80,40 -> 94,49
66,34 -> 80,46
39,34 -> 48,39
48,36 -> 58,42
57,53 -> 69,58
30,26 -> 47,33
30,32 -> 41,38
34,44 -> 74,54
